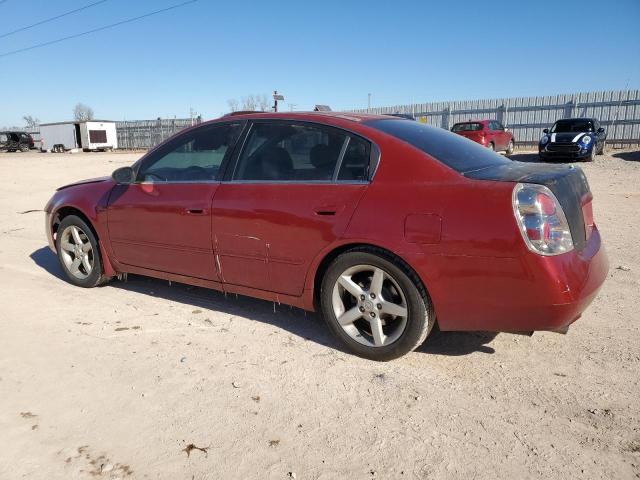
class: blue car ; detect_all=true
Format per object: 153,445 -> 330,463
539,118 -> 607,162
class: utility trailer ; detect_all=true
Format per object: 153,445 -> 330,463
39,121 -> 118,152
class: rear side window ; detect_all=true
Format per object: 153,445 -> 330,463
452,123 -> 482,132
366,119 -> 510,173
234,122 -> 348,181
338,136 -> 370,181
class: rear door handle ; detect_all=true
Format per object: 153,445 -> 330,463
313,205 -> 342,216
185,208 -> 207,215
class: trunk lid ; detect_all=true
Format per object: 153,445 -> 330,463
463,162 -> 591,251
455,130 -> 484,143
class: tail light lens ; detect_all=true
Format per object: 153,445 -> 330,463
513,183 -> 573,256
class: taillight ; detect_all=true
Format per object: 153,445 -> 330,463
513,183 -> 573,256
582,192 -> 594,239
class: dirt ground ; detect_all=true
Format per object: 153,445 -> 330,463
0,148 -> 639,480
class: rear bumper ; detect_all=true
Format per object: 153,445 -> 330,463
413,226 -> 608,332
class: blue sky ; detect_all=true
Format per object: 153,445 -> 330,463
1,0 -> 639,126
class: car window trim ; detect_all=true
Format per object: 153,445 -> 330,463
332,136 -> 351,181
224,119 -> 377,185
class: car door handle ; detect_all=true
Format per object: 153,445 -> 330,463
185,208 -> 207,215
313,205 -> 342,216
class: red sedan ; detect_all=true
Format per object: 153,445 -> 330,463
451,119 -> 515,154
45,112 -> 607,360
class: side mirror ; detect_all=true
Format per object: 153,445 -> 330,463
112,166 -> 135,184
598,127 -> 605,133
542,128 -> 549,134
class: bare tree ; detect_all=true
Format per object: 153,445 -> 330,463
228,93 -> 271,113
22,115 -> 39,129
242,94 -> 258,111
73,103 -> 94,121
257,93 -> 270,112
227,98 -> 239,112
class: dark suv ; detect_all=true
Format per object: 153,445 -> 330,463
0,131 -> 35,152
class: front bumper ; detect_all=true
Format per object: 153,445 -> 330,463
539,143 -> 592,160
45,211 -> 56,253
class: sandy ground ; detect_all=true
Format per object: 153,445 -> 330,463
0,148 -> 639,480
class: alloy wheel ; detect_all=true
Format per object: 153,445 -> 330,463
331,264 -> 408,347
59,225 -> 94,280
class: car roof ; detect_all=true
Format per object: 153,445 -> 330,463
453,119 -> 491,124
554,117 -> 596,122
218,111 -> 392,123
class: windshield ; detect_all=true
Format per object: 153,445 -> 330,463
551,120 -> 594,133
366,119 -> 510,173
452,123 -> 483,132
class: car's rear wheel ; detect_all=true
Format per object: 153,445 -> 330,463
506,140 -> 514,156
55,215 -> 106,288
320,248 -> 434,361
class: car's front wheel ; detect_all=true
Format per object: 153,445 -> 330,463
320,248 -> 434,361
55,215 -> 106,288
598,141 -> 606,155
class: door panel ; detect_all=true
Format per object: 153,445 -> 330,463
212,183 -> 367,295
107,183 -> 219,280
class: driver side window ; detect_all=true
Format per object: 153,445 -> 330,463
138,123 -> 242,182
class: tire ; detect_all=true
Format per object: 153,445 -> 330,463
487,142 -> 495,152
586,146 -> 596,162
506,140 -> 514,156
55,215 -> 107,288
320,248 -> 434,361
19,144 -> 29,152
598,141 -> 606,155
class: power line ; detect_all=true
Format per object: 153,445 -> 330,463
0,0 -> 199,58
0,0 -> 110,39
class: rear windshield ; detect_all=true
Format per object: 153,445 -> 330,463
452,122 -> 482,132
365,119 -> 510,173
551,120 -> 594,133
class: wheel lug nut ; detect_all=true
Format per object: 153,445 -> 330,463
377,303 -> 382,310
360,295 -> 365,301
359,306 -> 365,312
370,312 -> 376,318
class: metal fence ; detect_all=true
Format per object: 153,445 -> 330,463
115,117 -> 201,149
352,89 -> 640,148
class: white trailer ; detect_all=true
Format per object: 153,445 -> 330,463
39,121 -> 118,152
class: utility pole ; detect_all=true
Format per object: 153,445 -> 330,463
367,93 -> 371,113
272,90 -> 284,112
